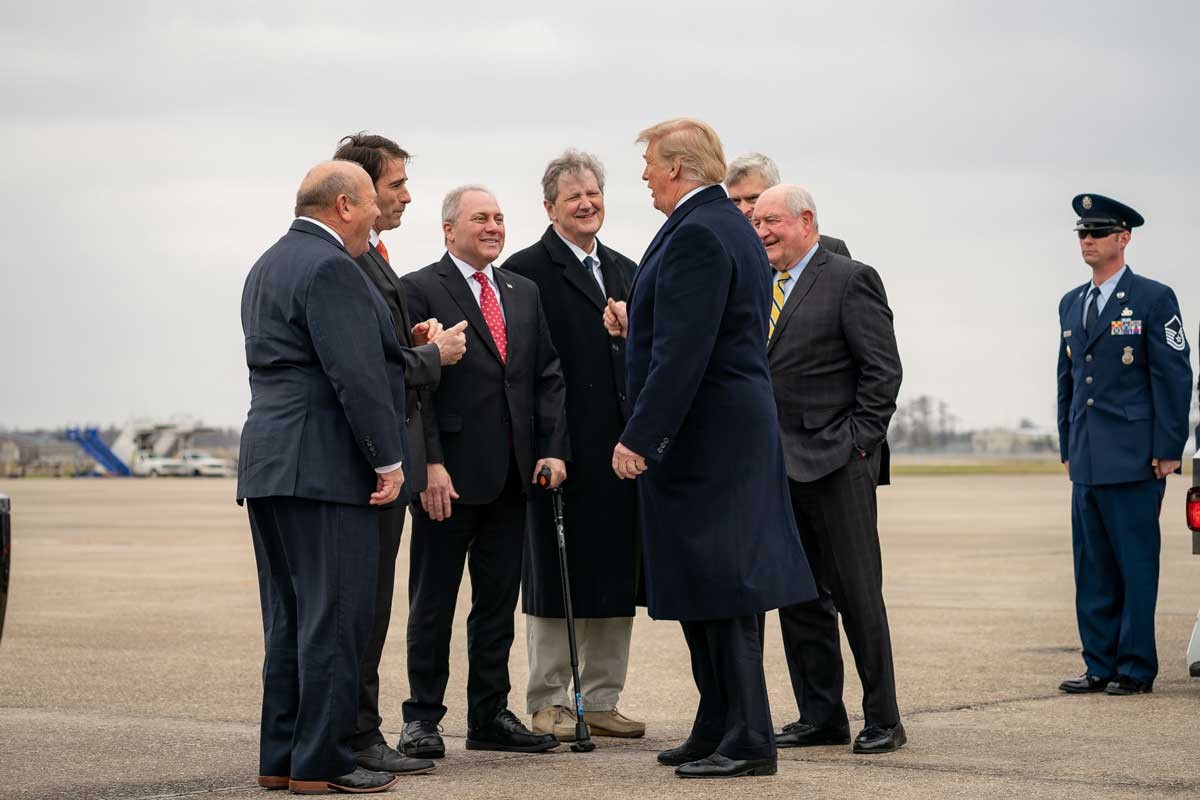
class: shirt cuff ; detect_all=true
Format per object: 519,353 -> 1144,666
374,460 -> 403,474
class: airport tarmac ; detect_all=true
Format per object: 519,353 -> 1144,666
0,475 -> 1197,799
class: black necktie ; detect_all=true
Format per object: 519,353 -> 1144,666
584,256 -> 603,290
1084,286 -> 1101,335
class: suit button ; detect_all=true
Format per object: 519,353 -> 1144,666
1085,377 -> 1093,384
504,380 -> 511,389
1085,354 -> 1093,362
618,393 -> 626,402
1086,398 -> 1094,407
611,343 -> 620,352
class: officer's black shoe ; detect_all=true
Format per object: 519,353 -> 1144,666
1105,675 -> 1153,695
288,767 -> 399,794
1059,673 -> 1113,693
398,721 -> 445,759
776,720 -> 852,748
657,738 -> 719,766
675,754 -> 777,778
465,709 -> 559,753
354,741 -> 436,774
1189,661 -> 1200,678
852,722 -> 907,754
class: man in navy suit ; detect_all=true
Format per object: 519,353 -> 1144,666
609,118 -> 817,779
237,160 -> 419,793
1056,193 -> 1192,696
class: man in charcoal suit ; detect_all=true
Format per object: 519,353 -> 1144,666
332,133 -> 466,775
237,160 -> 412,794
754,183 -> 905,754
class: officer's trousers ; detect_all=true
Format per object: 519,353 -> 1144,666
1071,478 -> 1164,683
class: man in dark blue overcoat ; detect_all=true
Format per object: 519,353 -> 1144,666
606,118 -> 817,779
1056,193 -> 1192,696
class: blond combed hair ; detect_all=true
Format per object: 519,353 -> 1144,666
636,118 -> 727,185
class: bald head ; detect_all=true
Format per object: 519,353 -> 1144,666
753,184 -> 819,271
294,160 -> 378,257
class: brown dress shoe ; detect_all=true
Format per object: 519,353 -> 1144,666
531,705 -> 577,741
583,708 -> 646,738
257,775 -> 289,790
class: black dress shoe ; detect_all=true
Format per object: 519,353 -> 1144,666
289,767 -> 399,794
1059,673 -> 1112,694
776,720 -> 851,748
398,720 -> 445,759
1105,675 -> 1153,695
657,738 -> 718,766
354,741 -> 436,774
675,754 -> 777,778
466,709 -> 559,753
1190,661 -> 1200,678
853,722 -> 907,754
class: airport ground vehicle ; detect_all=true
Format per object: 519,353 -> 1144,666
180,451 -> 234,477
1185,457 -> 1200,677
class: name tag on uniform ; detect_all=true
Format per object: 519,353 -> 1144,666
1111,320 -> 1142,335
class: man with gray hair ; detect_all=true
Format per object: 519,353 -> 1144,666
725,152 -> 851,257
503,150 -> 644,741
397,186 -> 568,759
753,183 -> 905,754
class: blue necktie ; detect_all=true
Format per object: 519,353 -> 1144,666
1084,286 -> 1101,335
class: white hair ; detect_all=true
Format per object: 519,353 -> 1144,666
776,183 -> 819,230
441,184 -> 494,224
725,153 -> 781,188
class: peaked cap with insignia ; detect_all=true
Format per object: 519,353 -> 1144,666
1072,193 -> 1144,231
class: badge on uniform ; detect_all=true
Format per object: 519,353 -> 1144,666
1165,314 -> 1187,351
1111,319 -> 1143,335
1122,346 -> 1134,365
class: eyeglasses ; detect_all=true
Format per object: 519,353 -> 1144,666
1078,229 -> 1120,240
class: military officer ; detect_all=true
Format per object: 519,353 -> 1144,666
1056,193 -> 1192,696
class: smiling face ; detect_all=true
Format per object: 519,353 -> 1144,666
752,189 -> 816,271
373,157 -> 411,233
546,169 -> 604,247
641,140 -> 680,215
445,190 -> 504,269
726,171 -> 770,219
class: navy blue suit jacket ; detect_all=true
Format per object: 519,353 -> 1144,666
1057,267 -> 1191,486
622,186 -> 816,621
237,220 -> 408,506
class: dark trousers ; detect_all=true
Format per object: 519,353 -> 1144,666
779,451 -> 900,729
403,463 -> 526,729
350,503 -> 407,750
247,496 -> 379,780
680,615 -> 776,760
1071,479 -> 1164,683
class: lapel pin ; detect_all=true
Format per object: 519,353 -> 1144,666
505,283 -> 513,289
1121,307 -> 1133,317
1116,291 -> 1126,300
1122,346 -> 1134,365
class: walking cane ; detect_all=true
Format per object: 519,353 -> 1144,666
537,466 -> 596,752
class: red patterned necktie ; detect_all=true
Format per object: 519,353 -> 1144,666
472,271 -> 507,363
375,238 -> 390,264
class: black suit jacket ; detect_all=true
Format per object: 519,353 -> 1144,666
237,219 -> 408,506
820,234 -> 851,258
767,245 -> 901,485
400,254 -> 568,505
503,226 -> 642,617
355,244 -> 440,493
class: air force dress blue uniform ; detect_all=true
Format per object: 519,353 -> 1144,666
1056,195 -> 1192,689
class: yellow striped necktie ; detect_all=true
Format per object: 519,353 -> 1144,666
769,269 -> 792,339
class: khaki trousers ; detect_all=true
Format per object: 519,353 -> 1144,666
525,615 -> 633,713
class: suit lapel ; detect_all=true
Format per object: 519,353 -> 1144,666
597,242 -> 629,302
494,267 -> 522,370
1082,268 -> 1136,352
436,254 -> 504,365
767,247 -> 828,353
366,245 -> 415,345
542,227 -> 606,311
631,185 -> 728,292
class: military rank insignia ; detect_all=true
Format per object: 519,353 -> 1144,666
1165,315 -> 1187,351
1111,319 -> 1142,335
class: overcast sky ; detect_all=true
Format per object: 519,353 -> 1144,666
1,0 -> 1197,432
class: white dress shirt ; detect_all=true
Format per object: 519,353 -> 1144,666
554,229 -> 606,295
674,184 -> 721,212
448,251 -> 506,321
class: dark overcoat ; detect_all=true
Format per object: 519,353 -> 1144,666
504,226 -> 642,618
620,186 -> 817,621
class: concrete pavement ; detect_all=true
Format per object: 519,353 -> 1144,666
0,475 -> 1197,799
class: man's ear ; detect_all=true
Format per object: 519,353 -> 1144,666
335,194 -> 354,222
442,220 -> 455,244
544,199 -> 556,223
